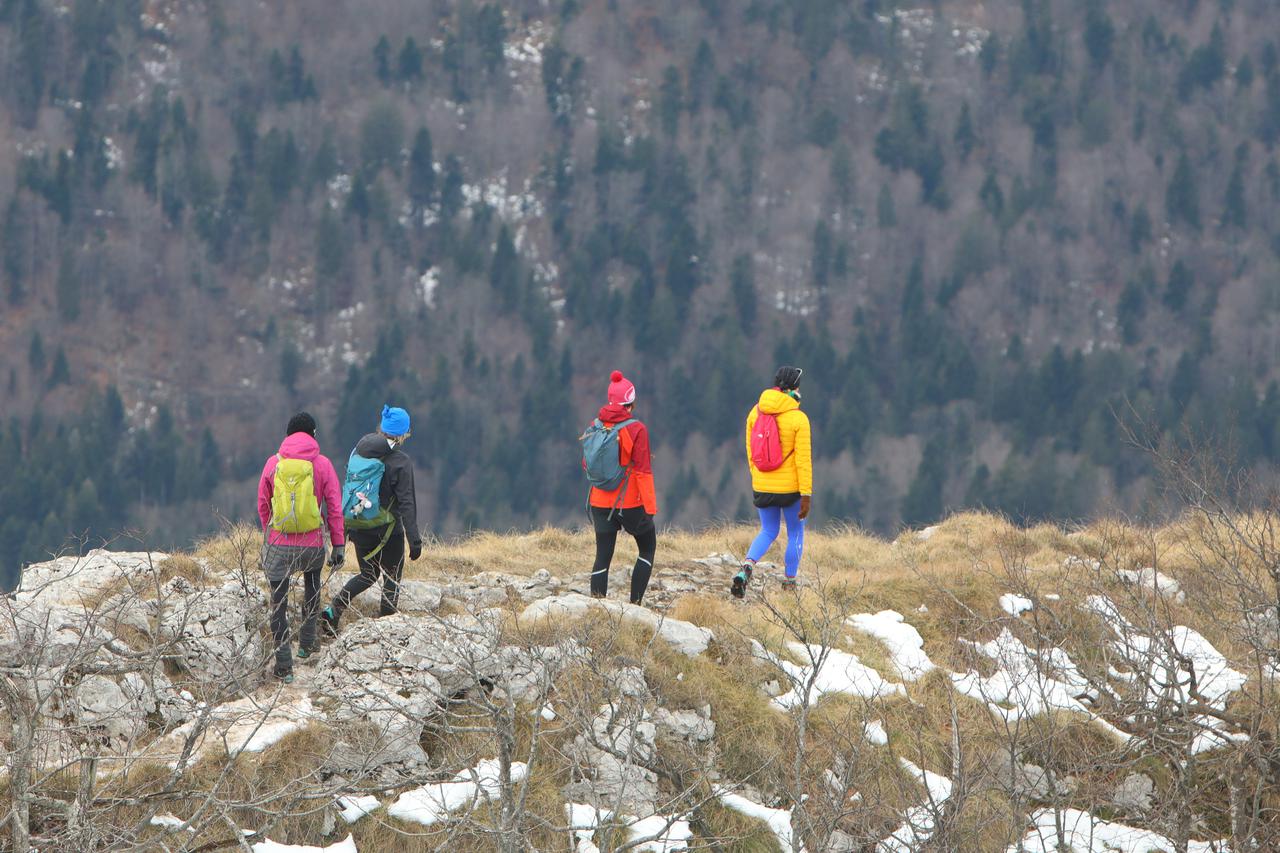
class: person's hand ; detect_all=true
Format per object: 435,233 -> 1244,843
328,548 -> 345,569
409,542 -> 423,561
799,496 -> 811,520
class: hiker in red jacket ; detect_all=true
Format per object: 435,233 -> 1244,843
586,371 -> 658,604
257,412 -> 345,683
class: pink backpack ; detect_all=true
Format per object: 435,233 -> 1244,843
750,407 -> 791,471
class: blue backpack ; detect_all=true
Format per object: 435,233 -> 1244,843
581,418 -> 637,491
342,451 -> 394,529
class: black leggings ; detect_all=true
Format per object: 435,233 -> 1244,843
331,526 -> 405,618
590,506 -> 657,604
271,569 -> 321,669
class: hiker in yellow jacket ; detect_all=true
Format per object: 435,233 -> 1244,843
732,366 -> 812,597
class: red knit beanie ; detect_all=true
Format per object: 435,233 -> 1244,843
607,370 -> 636,405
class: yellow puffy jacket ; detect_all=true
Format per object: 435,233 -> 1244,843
745,389 -> 813,495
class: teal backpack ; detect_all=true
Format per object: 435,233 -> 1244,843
341,451 -> 394,530
581,418 -> 636,491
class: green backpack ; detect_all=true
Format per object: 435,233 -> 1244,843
270,456 -> 323,533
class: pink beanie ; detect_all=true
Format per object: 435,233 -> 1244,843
607,370 -> 636,405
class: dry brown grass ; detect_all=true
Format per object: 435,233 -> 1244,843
93,510 -> 1280,850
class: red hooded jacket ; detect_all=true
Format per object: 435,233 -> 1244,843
588,403 -> 658,515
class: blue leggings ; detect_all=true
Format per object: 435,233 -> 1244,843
746,501 -> 805,578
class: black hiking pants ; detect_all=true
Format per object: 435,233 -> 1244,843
590,506 -> 656,604
331,526 -> 405,619
262,544 -> 324,673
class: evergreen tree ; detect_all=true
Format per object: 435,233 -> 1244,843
407,126 -> 436,212
360,99 -> 405,172
954,101 -> 976,160
659,66 -> 683,138
877,183 -> 897,227
28,331 -> 44,373
979,171 -> 1004,219
730,253 -> 756,332
475,4 -> 508,73
47,347 -> 69,387
1083,0 -> 1114,69
829,144 -> 855,210
1177,24 -> 1226,101
811,221 -> 832,288
490,225 -> 520,310
1222,145 -> 1247,230
3,197 -> 25,303
280,341 -> 301,392
55,250 -> 79,322
1164,260 -> 1193,312
398,37 -> 424,82
902,437 -> 946,526
441,155 -> 465,219
373,35 -> 392,83
1166,152 -> 1201,230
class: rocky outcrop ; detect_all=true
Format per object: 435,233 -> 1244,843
156,575 -> 267,685
522,594 -> 714,656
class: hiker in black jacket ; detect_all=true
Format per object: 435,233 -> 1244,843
321,405 -> 422,634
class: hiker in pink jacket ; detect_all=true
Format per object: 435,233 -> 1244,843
257,412 -> 345,682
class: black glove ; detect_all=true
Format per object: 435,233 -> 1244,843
409,542 -> 423,561
328,547 -> 345,569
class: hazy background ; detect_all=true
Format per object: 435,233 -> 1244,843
1,0 -> 1278,564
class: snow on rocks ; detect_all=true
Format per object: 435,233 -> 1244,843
846,610 -> 936,680
522,594 -> 713,656
251,834 -> 357,853
565,803 -> 692,853
388,758 -> 527,826
999,593 -> 1034,616
717,790 -> 798,853
149,813 -> 193,832
1085,595 -> 1247,753
1012,808 -> 1226,853
752,640 -> 906,710
159,693 -> 320,763
1116,567 -> 1186,605
876,758 -> 954,852
952,629 -> 1131,743
335,794 -> 380,824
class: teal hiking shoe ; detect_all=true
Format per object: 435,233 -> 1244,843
731,564 -> 753,599
320,606 -> 339,639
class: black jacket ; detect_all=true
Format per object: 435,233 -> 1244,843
353,433 -> 422,547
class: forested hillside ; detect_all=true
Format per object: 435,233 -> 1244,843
2,0 -> 1280,563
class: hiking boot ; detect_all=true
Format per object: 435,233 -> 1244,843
296,646 -> 318,660
320,606 -> 339,639
273,666 -> 294,684
780,578 -> 798,592
731,565 -> 753,599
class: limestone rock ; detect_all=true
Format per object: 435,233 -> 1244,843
1112,772 -> 1155,815
318,611 -> 503,698
156,576 -> 267,685
655,706 -> 716,742
522,594 -> 713,656
396,580 -> 445,612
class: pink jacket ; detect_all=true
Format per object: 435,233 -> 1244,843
257,432 -> 345,548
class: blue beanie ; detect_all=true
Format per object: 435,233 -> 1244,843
380,404 -> 411,436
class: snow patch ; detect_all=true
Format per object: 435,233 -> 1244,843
846,610 -> 936,680
388,758 -> 528,826
251,835 -> 356,853
999,594 -> 1034,617
752,640 -> 906,710
717,790 -> 797,853
1012,808 -> 1227,853
335,794 -> 380,824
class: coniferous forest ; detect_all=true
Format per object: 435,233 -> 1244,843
3,0 -> 1280,564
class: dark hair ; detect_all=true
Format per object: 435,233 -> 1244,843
286,412 -> 317,437
774,366 -> 803,391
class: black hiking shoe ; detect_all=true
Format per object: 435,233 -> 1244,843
273,666 -> 294,684
320,606 -> 339,639
296,646 -> 318,660
731,565 -> 753,599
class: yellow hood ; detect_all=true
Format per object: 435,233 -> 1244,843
757,388 -> 800,415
